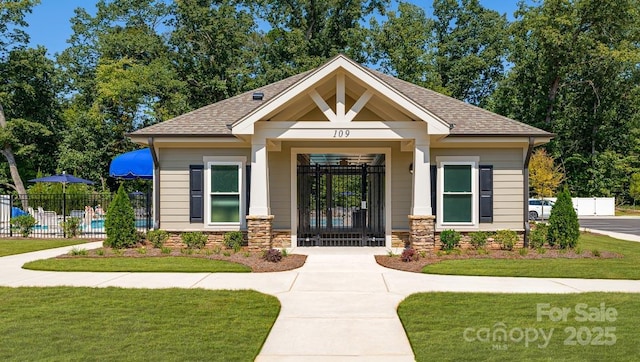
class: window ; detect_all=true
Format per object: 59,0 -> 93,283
204,157 -> 246,227
437,157 -> 479,227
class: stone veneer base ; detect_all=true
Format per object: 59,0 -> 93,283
408,215 -> 436,251
246,215 -> 274,251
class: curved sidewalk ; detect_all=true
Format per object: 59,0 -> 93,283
2,241 -> 640,361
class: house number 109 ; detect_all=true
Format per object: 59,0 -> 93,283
333,129 -> 350,138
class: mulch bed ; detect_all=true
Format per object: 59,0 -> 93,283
59,246 -> 306,273
375,248 -> 621,273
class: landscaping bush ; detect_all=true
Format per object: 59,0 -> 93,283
61,217 -> 81,238
494,229 -> 518,251
11,215 -> 36,237
146,229 -> 169,248
104,184 -> 137,249
224,231 -> 244,252
181,232 -> 207,249
468,231 -> 489,249
529,223 -> 548,248
440,229 -> 461,251
547,188 -> 580,249
401,247 -> 418,262
263,248 -> 282,263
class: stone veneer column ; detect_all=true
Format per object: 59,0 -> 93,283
408,215 -> 436,251
246,215 -> 274,251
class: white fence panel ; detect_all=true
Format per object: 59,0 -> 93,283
545,197 -> 615,216
0,195 -> 10,227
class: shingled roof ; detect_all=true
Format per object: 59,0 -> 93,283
131,56 -> 551,138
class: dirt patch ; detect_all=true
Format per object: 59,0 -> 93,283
60,246 -> 306,273
375,248 -> 621,273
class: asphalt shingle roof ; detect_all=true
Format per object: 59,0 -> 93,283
131,58 -> 551,138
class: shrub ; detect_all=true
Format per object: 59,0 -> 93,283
529,223 -> 548,249
104,184 -> 137,249
401,247 -> 418,262
181,232 -> 207,249
440,229 -> 461,251
11,215 -> 36,237
494,229 -> 518,251
69,247 -> 88,256
146,229 -> 169,248
547,188 -> 580,249
61,217 -> 81,238
161,246 -> 172,254
281,248 -> 288,257
263,248 -> 282,262
518,248 -> 528,256
469,231 -> 489,249
592,249 -> 601,257
224,231 -> 244,252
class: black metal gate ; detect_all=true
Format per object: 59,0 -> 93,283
297,164 -> 385,246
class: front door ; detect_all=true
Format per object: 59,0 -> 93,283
297,163 -> 384,246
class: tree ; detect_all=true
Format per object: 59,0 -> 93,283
104,184 -> 137,248
170,0 -> 259,109
249,0 -> 388,83
0,0 -> 39,197
547,187 -> 579,249
491,0 -> 640,201
368,2 -> 445,92
630,173 -> 640,206
529,148 -> 564,198
432,0 -> 509,106
57,0 -> 187,189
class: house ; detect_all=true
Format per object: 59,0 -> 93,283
129,54 -> 552,250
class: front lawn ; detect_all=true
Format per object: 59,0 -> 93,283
23,256 -> 251,273
0,239 -> 90,257
399,292 -> 640,361
0,287 -> 279,361
422,233 -> 640,279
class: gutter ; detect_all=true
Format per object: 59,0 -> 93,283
523,137 -> 535,247
148,137 -> 160,230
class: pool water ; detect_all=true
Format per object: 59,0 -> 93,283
90,219 -> 150,229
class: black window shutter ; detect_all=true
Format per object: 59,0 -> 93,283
479,165 -> 493,223
189,165 -> 204,223
430,165 -> 437,216
245,165 -> 251,216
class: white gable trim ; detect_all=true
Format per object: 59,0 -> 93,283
231,55 -> 451,136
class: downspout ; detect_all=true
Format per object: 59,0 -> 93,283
523,137 -> 535,247
148,137 -> 160,229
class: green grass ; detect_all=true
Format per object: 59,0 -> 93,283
422,233 -> 640,279
616,205 -> 640,216
399,292 -> 640,361
23,256 -> 251,272
0,239 -> 89,257
0,287 -> 279,361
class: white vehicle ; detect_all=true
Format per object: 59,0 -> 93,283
528,199 -> 554,220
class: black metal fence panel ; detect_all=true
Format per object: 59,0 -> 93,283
0,193 -> 152,238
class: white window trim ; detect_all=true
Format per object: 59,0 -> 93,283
203,156 -> 246,230
436,156 -> 479,230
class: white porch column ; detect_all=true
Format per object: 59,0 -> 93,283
249,139 -> 271,215
411,140 -> 432,215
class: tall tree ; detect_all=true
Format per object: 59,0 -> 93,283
369,2 -> 445,92
491,0 -> 640,200
249,0 -> 388,83
57,0 -> 187,188
170,0 -> 259,109
529,148 -> 564,198
432,0 -> 509,106
0,0 -> 41,198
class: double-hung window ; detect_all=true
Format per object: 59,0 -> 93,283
437,156 -> 479,227
204,157 -> 245,228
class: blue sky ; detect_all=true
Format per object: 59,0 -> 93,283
25,0 -> 524,57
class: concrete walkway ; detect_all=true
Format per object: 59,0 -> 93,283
2,232 -> 640,361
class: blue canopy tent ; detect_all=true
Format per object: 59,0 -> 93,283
109,148 -> 153,179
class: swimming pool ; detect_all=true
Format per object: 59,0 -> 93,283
90,219 -> 150,229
